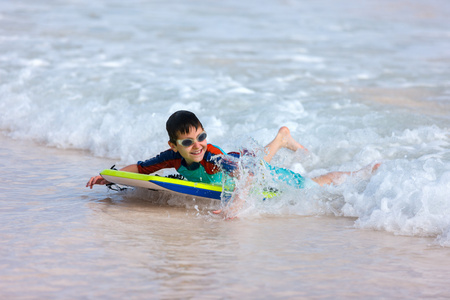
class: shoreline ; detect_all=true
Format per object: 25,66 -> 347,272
1,134 -> 449,298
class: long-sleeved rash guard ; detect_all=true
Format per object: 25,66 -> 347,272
137,144 -> 314,189
137,144 -> 238,185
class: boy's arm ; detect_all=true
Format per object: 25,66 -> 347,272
86,148 -> 181,189
86,148 -> 180,189
120,164 -> 139,173
86,164 -> 138,189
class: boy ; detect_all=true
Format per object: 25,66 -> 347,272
87,110 -> 378,190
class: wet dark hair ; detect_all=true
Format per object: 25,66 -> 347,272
166,110 -> 204,143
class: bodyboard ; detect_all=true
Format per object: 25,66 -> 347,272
100,169 -> 223,200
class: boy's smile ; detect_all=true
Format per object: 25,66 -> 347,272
169,126 -> 207,165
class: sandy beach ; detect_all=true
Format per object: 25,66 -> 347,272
1,135 -> 449,299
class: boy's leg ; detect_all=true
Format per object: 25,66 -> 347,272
263,127 -> 307,163
311,163 -> 381,186
311,171 -> 349,186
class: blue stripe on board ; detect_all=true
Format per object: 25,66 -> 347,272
149,180 -> 222,200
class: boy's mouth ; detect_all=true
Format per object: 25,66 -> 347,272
191,148 -> 203,156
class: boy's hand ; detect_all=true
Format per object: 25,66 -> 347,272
213,175 -> 252,220
212,194 -> 245,220
212,209 -> 238,220
86,175 -> 109,189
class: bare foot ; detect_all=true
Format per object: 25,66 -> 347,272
353,162 -> 382,180
263,126 -> 308,163
372,163 -> 381,173
277,126 -> 307,152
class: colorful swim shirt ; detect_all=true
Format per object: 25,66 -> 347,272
136,144 -> 314,189
137,144 -> 236,185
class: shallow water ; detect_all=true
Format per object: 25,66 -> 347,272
1,0 -> 450,297
1,136 -> 449,299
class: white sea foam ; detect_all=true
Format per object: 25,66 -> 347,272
1,0 -> 449,245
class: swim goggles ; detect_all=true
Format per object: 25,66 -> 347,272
177,131 -> 207,147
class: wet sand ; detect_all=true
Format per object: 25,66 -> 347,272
1,135 -> 449,299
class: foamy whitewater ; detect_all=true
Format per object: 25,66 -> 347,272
1,0 -> 450,296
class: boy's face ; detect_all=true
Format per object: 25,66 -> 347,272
168,126 -> 207,165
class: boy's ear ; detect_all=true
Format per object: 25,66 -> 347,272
168,141 -> 178,152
